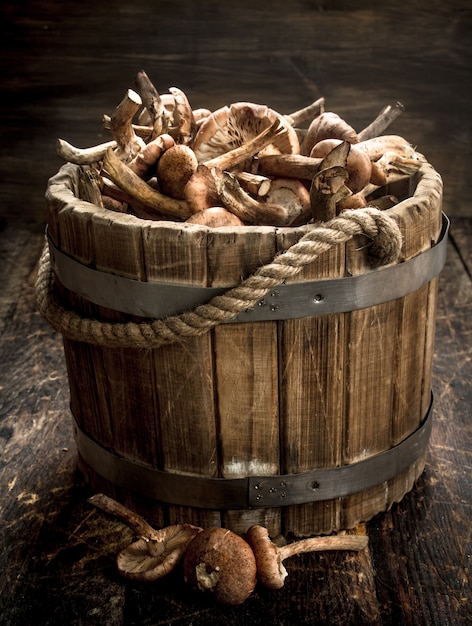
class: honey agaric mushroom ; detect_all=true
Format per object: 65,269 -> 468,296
156,143 -> 199,199
184,164 -> 220,213
88,494 -> 201,582
102,147 -> 191,220
309,140 -> 351,221
186,207 -> 245,228
56,138 -> 118,165
310,138 -> 373,194
182,527 -> 258,606
192,101 -> 300,166
134,70 -> 170,140
108,89 -> 146,161
127,133 -> 175,179
202,119 -> 290,173
302,110 -> 359,156
212,168 -> 295,226
357,101 -> 405,142
266,178 -> 311,226
246,525 -> 369,591
168,86 -> 197,146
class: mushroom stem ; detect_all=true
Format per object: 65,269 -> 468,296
88,493 -> 157,540
134,69 -> 169,139
284,97 -> 325,127
256,153 -> 323,180
233,171 -> 271,197
213,169 -> 294,226
358,101 -> 405,142
56,138 -> 117,165
246,525 -> 368,590
101,147 -> 191,219
277,534 -> 369,560
108,88 -> 146,161
202,119 -> 288,172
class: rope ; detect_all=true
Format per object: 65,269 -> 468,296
35,208 -> 402,349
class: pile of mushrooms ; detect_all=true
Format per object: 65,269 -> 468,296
89,494 -> 368,606
57,70 -> 421,227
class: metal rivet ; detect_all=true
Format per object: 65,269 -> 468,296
280,492 -> 286,499
253,483 -> 263,490
258,299 -> 267,307
313,294 -> 324,303
280,480 -> 287,488
255,494 -> 264,501
311,481 -> 320,490
270,290 -> 280,298
270,304 -> 279,312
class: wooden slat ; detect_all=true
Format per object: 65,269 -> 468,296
277,225 -> 346,536
144,221 -> 221,528
207,226 -> 281,536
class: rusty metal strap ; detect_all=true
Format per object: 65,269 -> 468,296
73,394 -> 433,510
49,214 -> 449,322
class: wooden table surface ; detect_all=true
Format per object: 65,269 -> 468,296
0,2 -> 471,624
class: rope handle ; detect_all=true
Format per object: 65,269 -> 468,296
35,208 -> 402,348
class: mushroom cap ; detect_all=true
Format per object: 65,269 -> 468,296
245,525 -> 288,590
157,143 -> 199,199
116,523 -> 201,581
182,527 -> 257,605
192,102 -> 300,163
310,138 -> 372,193
303,111 -> 359,156
186,207 -> 245,228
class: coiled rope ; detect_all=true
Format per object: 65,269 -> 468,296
35,208 -> 402,349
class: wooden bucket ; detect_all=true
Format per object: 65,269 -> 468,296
41,159 -> 446,537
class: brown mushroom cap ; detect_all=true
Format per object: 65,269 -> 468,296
245,525 -> 288,590
192,102 -> 300,164
116,523 -> 202,582
186,207 -> 245,228
310,138 -> 372,194
303,110 -> 359,156
182,527 -> 257,605
157,144 -> 199,199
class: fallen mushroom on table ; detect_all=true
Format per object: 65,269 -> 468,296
246,524 -> 369,591
88,494 -> 201,581
182,526 -> 258,606
56,70 -> 422,226
87,495 -> 369,606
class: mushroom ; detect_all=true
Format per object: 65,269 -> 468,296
134,70 -> 170,139
309,140 -> 351,221
156,143 -> 199,199
183,164 -> 220,213
182,527 -> 258,606
212,168 -> 295,226
266,178 -> 312,226
246,525 -> 369,590
302,110 -> 359,156
309,138 -> 372,194
101,147 -> 191,220
56,138 -> 118,165
88,493 -> 202,582
127,133 -> 175,179
107,88 -> 146,161
168,86 -> 197,145
192,101 -> 300,166
185,207 -> 245,228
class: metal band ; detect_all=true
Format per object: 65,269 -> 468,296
49,214 -> 449,322
73,394 -> 433,510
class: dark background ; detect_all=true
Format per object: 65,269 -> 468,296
1,0 -> 471,228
